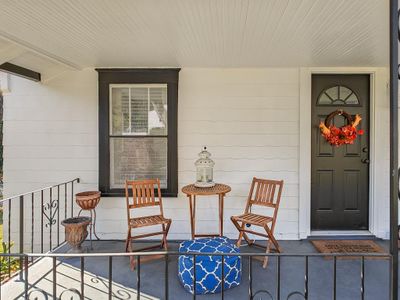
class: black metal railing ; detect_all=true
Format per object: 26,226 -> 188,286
0,251 -> 391,300
0,178 -> 80,281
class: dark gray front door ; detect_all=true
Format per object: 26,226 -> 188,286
311,74 -> 369,231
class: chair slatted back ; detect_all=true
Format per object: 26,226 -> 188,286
246,177 -> 284,210
125,179 -> 164,218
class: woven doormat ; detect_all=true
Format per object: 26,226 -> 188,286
311,240 -> 387,259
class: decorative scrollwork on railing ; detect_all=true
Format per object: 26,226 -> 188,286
251,289 -> 274,300
43,199 -> 59,228
28,288 -> 49,300
90,276 -> 132,299
250,290 -> 306,300
286,291 -> 306,299
90,276 -> 107,289
114,289 -> 133,299
59,288 -> 82,299
250,289 -> 306,300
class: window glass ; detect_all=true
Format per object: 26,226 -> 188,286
110,85 -> 168,135
317,85 -> 360,106
110,138 -> 167,189
109,84 -> 168,189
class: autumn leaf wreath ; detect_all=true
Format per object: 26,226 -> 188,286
319,110 -> 364,146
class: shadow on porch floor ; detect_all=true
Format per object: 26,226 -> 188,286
1,239 -> 393,300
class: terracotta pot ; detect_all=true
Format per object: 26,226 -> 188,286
75,191 -> 101,210
62,217 -> 91,253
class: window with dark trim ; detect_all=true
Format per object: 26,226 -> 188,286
97,69 -> 179,197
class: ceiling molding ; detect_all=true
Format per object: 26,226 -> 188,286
0,44 -> 26,64
41,69 -> 68,84
0,30 -> 83,70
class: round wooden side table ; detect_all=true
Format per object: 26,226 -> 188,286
182,183 -> 231,239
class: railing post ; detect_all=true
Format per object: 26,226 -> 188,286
31,193 -> 34,257
360,256 -> 365,300
304,256 -> 308,300
57,185 -> 60,247
248,256 -> 253,300
40,190 -> 44,253
136,256 -> 141,300
389,1 -> 399,299
193,254 -> 196,300
7,199 -> 11,278
165,254 -> 169,300
221,255 -> 224,299
80,257 -> 85,298
277,256 -> 280,300
52,257 -> 57,299
333,256 -> 337,300
24,255 -> 29,299
49,188 -> 52,250
19,195 -> 24,279
108,256 -> 113,300
71,180 -> 74,218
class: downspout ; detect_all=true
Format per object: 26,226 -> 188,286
389,0 -> 399,299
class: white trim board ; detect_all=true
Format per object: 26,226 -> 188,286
298,67 -> 389,240
0,72 -> 10,93
310,230 -> 373,236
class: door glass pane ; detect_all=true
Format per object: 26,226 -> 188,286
339,86 -> 352,100
318,93 -> 332,105
317,85 -> 360,106
325,86 -> 338,100
110,137 -> 168,188
346,93 -> 359,104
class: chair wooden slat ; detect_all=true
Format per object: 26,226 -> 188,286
254,181 -> 262,203
231,177 -> 284,268
125,179 -> 171,269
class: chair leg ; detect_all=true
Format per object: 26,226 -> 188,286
161,221 -> 171,250
231,218 -> 253,247
161,224 -> 166,249
237,229 -> 244,248
262,240 -> 272,268
126,228 -> 136,270
125,228 -> 132,252
242,231 -> 253,246
264,225 -> 280,253
130,255 -> 136,270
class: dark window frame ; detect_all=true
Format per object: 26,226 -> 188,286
97,68 -> 180,197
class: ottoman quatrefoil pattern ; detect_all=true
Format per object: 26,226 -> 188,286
178,236 -> 241,294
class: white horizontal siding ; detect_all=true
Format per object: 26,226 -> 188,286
3,67 -> 301,243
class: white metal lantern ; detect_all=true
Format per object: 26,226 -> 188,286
194,147 -> 215,188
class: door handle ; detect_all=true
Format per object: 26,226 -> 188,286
361,158 -> 370,164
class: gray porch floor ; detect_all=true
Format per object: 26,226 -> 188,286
1,239 -> 393,300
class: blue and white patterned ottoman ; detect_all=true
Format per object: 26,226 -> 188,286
178,236 -> 241,295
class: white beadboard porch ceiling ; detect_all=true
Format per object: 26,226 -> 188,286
0,0 -> 389,75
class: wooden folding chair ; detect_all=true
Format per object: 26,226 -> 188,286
125,179 -> 172,269
231,177 -> 284,268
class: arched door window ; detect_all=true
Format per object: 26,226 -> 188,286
317,85 -> 360,105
